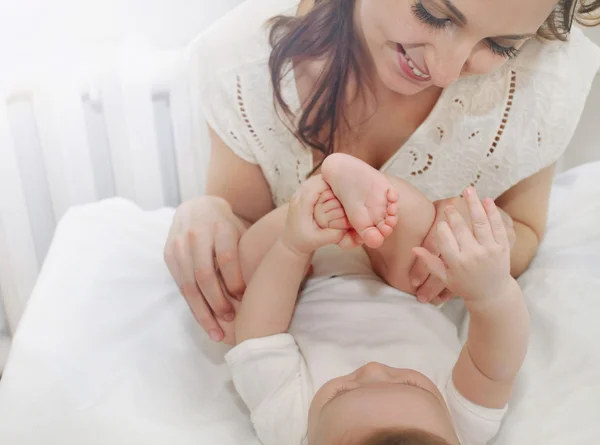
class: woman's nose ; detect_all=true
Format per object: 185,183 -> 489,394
427,40 -> 474,88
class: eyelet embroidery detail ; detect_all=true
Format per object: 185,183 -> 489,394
410,151 -> 434,176
488,70 -> 516,158
237,75 -> 266,153
469,170 -> 483,188
437,125 -> 445,141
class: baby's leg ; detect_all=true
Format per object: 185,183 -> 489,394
365,175 -> 435,295
322,153 -> 435,295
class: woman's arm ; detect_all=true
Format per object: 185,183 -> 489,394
495,163 -> 556,277
165,126 -> 276,341
205,126 -> 275,224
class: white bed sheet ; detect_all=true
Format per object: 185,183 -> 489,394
0,163 -> 599,444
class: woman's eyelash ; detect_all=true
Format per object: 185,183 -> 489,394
411,1 -> 451,30
486,40 -> 521,59
412,1 -> 521,60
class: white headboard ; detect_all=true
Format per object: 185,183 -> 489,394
0,0 -> 246,350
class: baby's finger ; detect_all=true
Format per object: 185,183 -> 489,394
319,228 -> 346,246
483,198 -> 509,247
444,206 -> 477,251
464,187 -> 494,246
410,231 -> 439,287
436,220 -> 460,261
319,196 -> 342,214
412,248 -> 448,285
338,230 -> 363,249
431,289 -> 454,306
299,175 -> 330,215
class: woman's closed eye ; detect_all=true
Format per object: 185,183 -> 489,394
411,1 -> 522,60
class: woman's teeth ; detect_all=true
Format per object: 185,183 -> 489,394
406,55 -> 429,79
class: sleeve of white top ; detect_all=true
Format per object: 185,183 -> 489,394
186,35 -> 258,164
225,334 -> 312,445
444,377 -> 508,445
521,28 -> 600,169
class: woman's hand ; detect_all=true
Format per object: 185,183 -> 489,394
409,196 -> 516,305
164,196 -> 247,342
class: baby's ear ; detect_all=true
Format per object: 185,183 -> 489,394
412,248 -> 447,284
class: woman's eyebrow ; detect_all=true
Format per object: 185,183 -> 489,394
438,1 -> 537,40
497,33 -> 537,40
441,0 -> 467,25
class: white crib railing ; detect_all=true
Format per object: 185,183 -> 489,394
0,43 -> 210,337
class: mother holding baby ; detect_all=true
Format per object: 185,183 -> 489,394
165,0 -> 600,342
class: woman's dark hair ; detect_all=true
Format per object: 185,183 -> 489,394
268,0 -> 600,161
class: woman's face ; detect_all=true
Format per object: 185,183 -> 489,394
355,0 -> 557,95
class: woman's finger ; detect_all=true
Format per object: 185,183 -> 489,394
214,222 -> 246,299
484,198 -> 510,247
464,187 -> 494,245
189,229 -> 235,323
164,237 -> 183,290
444,206 -> 477,251
175,238 -> 224,342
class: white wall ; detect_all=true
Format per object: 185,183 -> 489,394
0,0 -> 243,53
565,27 -> 600,170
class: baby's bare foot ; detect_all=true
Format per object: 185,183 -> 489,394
322,153 -> 398,248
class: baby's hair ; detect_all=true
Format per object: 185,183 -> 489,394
359,428 -> 452,445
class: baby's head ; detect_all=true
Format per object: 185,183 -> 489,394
307,362 -> 458,445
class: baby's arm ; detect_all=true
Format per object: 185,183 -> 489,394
235,176 -> 345,344
454,280 -> 528,408
414,188 -> 529,408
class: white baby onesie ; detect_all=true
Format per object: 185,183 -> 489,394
226,246 -> 507,445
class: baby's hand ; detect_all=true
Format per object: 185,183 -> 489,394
282,175 -> 350,257
412,187 -> 515,304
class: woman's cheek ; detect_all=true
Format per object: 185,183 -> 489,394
464,49 -> 507,76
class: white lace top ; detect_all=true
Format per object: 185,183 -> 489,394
188,0 -> 600,207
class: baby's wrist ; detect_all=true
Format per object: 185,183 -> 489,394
465,278 -> 522,314
278,235 -> 312,262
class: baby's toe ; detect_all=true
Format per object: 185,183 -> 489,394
387,187 -> 399,203
361,227 -> 385,248
385,213 -> 398,228
387,202 -> 398,217
377,220 -> 394,238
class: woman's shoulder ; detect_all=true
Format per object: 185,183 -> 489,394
507,27 -> 600,87
187,0 -> 300,82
